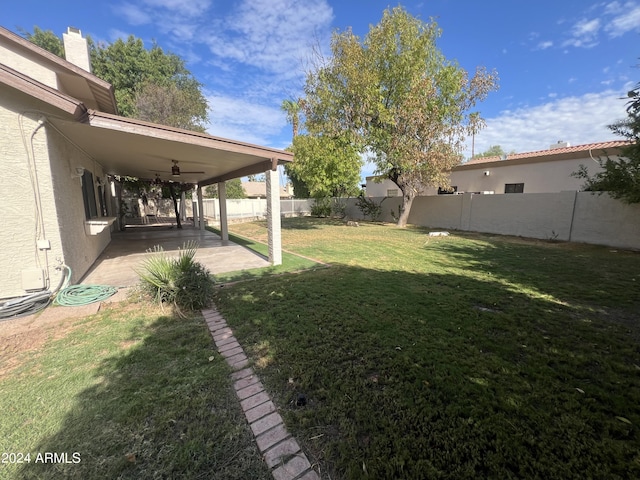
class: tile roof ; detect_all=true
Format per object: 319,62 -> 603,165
463,140 -> 632,166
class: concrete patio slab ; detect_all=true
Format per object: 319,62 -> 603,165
80,219 -> 269,287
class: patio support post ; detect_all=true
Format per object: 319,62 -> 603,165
180,190 -> 186,221
218,181 -> 229,243
266,166 -> 282,265
197,185 -> 205,231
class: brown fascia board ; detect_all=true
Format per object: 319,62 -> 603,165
0,63 -> 88,120
86,109 -> 294,162
0,26 -> 117,114
199,161 -> 276,186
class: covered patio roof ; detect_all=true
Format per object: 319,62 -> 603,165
48,110 -> 293,186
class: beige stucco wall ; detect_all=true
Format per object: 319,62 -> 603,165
366,155 -> 606,197
0,86 -> 112,299
46,121 -> 113,285
452,157 -> 603,194
348,192 -> 640,250
0,44 -> 59,90
570,192 -> 640,250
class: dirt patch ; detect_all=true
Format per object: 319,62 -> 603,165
0,291 -> 136,379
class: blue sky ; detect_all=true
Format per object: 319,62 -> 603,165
3,0 -> 639,179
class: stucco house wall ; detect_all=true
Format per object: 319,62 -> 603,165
0,76 -> 112,299
365,146 -> 615,197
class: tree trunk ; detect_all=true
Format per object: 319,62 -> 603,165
387,168 -> 415,228
168,183 -> 182,229
396,190 -> 415,227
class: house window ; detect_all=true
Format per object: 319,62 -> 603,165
438,186 -> 458,195
98,184 -> 107,217
82,170 -> 98,220
504,183 -> 524,194
386,189 -> 399,197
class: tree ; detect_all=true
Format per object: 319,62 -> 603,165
23,28 -> 208,130
473,145 -> 515,159
280,98 -> 314,198
24,27 -> 210,227
135,82 -> 207,132
288,134 -> 362,198
20,26 -> 65,57
303,7 -> 498,226
281,99 -> 303,138
204,179 -> 246,199
574,76 -> 640,203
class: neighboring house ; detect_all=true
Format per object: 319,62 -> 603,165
0,26 -> 292,300
366,140 -> 630,197
242,181 -> 293,199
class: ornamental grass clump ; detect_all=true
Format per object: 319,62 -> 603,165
137,240 -> 215,314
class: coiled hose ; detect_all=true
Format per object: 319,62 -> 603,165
0,265 -> 119,320
54,284 -> 118,306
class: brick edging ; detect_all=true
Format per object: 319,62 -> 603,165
202,308 -> 320,480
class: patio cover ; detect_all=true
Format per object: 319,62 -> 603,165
46,110 -> 293,265
47,110 -> 293,186
0,61 -> 293,265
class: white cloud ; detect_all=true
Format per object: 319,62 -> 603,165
466,89 -> 629,158
563,18 -> 601,48
117,3 -> 152,25
202,0 -> 334,74
108,28 -> 133,42
605,2 -> 640,37
205,93 -> 288,146
557,1 -> 640,48
537,40 -> 553,50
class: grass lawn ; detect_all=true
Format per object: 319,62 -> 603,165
0,299 -> 270,480
214,217 -> 640,479
205,226 -> 322,283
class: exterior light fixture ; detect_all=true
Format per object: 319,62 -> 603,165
172,160 -> 180,176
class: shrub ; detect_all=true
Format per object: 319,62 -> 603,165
331,198 -> 347,219
137,240 -> 215,314
311,197 -> 332,217
356,194 -> 384,221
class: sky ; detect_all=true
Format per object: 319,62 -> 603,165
3,0 -> 639,179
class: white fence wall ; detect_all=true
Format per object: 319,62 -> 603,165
199,198 -> 314,222
345,193 -> 640,250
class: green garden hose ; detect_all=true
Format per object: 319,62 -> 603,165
54,265 -> 118,306
54,284 -> 118,306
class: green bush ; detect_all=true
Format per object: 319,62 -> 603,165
356,194 -> 383,221
137,241 -> 215,314
311,197 -> 332,217
331,198 -> 347,219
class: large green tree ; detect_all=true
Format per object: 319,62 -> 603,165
472,145 -> 515,159
23,28 -> 208,131
574,72 -> 639,203
288,134 -> 362,198
204,179 -> 246,199
303,7 -> 498,226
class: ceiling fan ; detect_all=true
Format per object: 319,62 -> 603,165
149,160 -> 205,177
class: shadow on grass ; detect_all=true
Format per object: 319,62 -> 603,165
214,263 -> 640,480
17,313 -> 270,480
281,217 -> 346,230
205,226 -> 321,284
421,233 -> 640,313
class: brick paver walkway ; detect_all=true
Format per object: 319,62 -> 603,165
202,308 -> 320,480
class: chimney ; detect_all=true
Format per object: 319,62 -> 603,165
62,27 -> 91,72
549,140 -> 570,150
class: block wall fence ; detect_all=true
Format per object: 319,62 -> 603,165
344,192 -> 640,251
